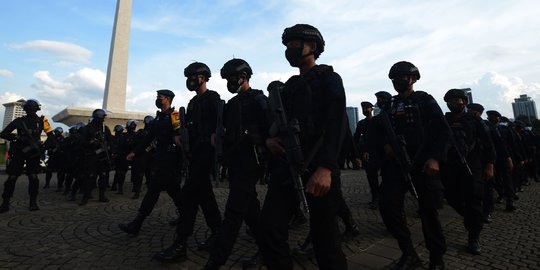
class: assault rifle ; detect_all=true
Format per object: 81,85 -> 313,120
442,115 -> 473,176
267,81 -> 310,216
214,100 -> 225,187
95,125 -> 113,170
179,106 -> 190,180
379,111 -> 419,199
20,120 -> 43,159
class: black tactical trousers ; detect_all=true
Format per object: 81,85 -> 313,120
379,160 -> 446,261
138,170 -> 182,216
3,153 -> 40,200
80,155 -> 108,198
364,161 -> 380,203
112,157 -> 129,190
176,146 -> 222,241
137,151 -> 180,216
259,175 -> 347,270
483,179 -> 495,216
208,167 -> 261,265
130,155 -> 147,193
494,160 -> 514,200
442,164 -> 484,240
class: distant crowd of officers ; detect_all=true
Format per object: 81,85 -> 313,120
1,23 -> 538,270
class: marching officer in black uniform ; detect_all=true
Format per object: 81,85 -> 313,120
260,24 -> 348,270
154,63 -> 223,261
43,127 -> 66,191
78,109 -> 113,205
110,124 -> 124,191
485,111 -> 517,211
129,116 -> 155,199
354,101 -> 381,209
119,90 -> 183,235
204,58 -> 269,269
441,89 -> 495,254
379,61 -> 449,270
64,123 -> 84,196
0,99 -> 54,212
112,120 -> 137,195
467,103 -> 497,223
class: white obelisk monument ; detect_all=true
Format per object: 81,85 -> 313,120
53,0 -> 148,127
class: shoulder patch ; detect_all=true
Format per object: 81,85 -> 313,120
171,111 -> 180,130
42,116 -> 53,133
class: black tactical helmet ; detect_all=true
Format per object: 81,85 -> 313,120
444,89 -> 468,102
361,102 -> 374,108
156,89 -> 175,99
375,91 -> 392,101
92,109 -> 107,119
388,61 -> 421,80
22,99 -> 41,112
467,103 -> 485,113
220,58 -> 253,79
114,125 -> 124,133
53,127 -> 64,135
126,120 -> 137,130
184,62 -> 211,81
143,115 -> 154,125
282,24 -> 325,58
514,120 -> 526,127
267,80 -> 285,93
486,110 -> 501,118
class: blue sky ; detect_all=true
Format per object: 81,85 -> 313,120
1,0 -> 540,127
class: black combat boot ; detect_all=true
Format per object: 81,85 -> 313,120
119,213 -> 146,235
131,192 -> 140,199
116,184 -> 123,195
29,197 -> 40,211
169,216 -> 181,226
392,253 -> 422,270
203,260 -> 221,270
0,199 -> 10,213
505,199 -> 516,211
343,223 -> 361,240
198,231 -> 217,251
79,196 -> 89,205
292,236 -> 314,257
467,238 -> 482,255
241,250 -> 262,269
99,189 -> 109,202
153,240 -> 187,261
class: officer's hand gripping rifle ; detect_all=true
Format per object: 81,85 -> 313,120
379,111 -> 419,199
179,106 -> 190,180
267,81 -> 310,216
214,100 -> 225,187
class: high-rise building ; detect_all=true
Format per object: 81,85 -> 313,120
458,88 -> 473,103
512,94 -> 537,121
346,107 -> 359,133
2,99 -> 25,129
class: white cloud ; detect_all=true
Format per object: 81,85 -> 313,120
462,72 -> 540,118
0,92 -> 25,104
31,68 -> 106,110
0,69 -> 14,78
10,40 -> 92,63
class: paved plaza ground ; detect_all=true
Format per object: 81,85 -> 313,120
1,168 -> 539,269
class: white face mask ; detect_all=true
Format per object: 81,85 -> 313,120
526,126 -> 533,131
499,122 -> 508,126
